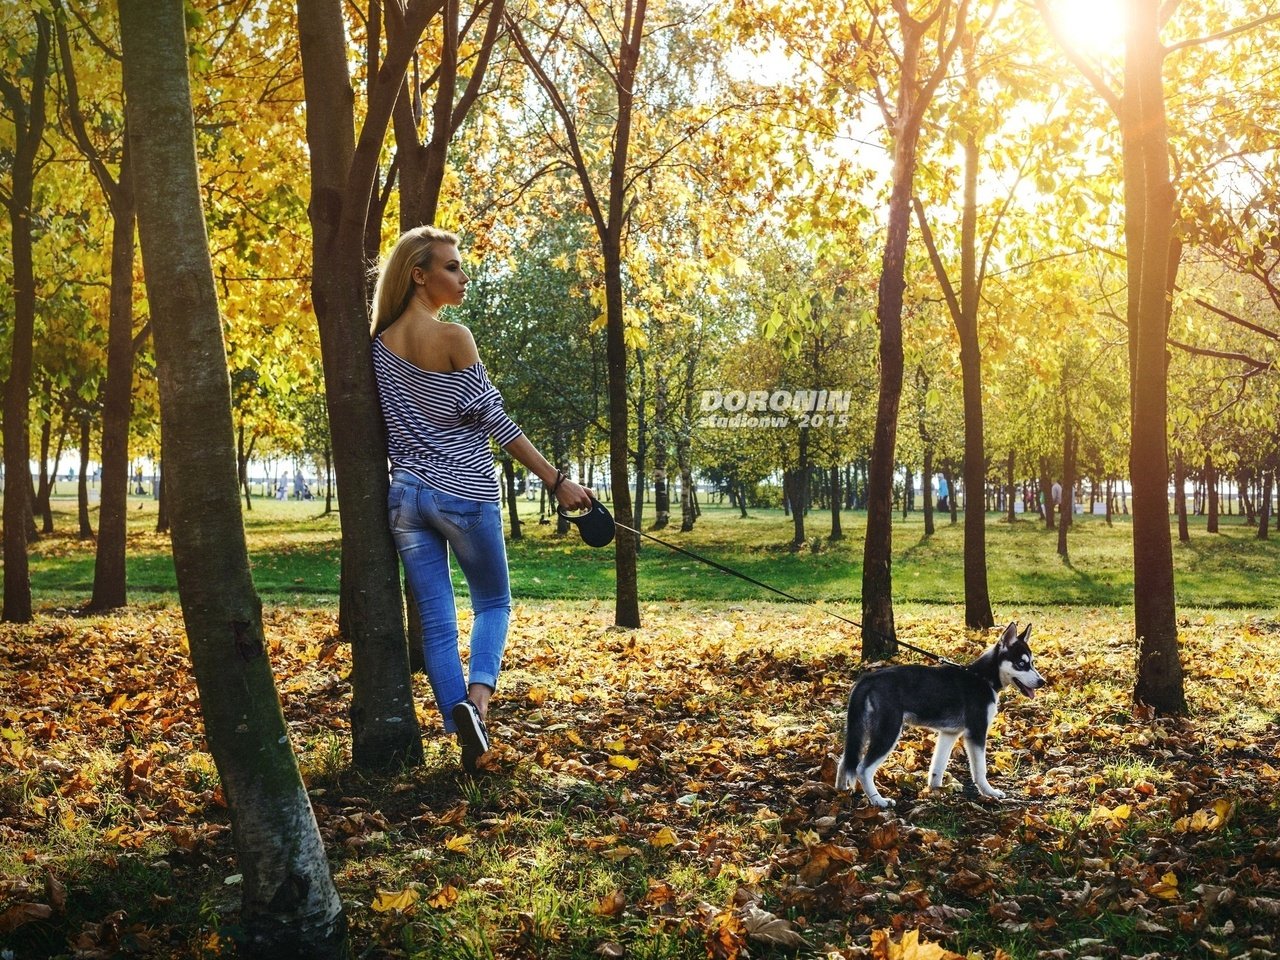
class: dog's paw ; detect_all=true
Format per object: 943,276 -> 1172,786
869,796 -> 895,809
979,788 -> 1006,801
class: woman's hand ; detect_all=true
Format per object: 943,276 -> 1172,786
554,477 -> 594,512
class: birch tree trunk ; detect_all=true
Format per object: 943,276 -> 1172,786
119,0 -> 346,953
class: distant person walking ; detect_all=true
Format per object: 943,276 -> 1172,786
370,225 -> 593,773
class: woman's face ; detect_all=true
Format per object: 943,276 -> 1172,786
412,243 -> 468,312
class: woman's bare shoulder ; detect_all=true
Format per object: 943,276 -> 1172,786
445,322 -> 481,369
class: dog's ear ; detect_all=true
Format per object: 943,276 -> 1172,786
999,621 -> 1018,647
1019,622 -> 1033,643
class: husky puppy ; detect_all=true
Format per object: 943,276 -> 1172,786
835,621 -> 1046,807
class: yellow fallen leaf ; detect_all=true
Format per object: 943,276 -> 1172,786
1149,871 -> 1179,900
444,833 -> 474,853
427,885 -> 458,909
608,754 -> 639,771
372,887 -> 421,913
650,826 -> 678,848
1092,803 -> 1131,828
603,739 -> 626,752
526,686 -> 549,705
871,927 -> 966,960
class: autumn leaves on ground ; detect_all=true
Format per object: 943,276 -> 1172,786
3,570 -> 1279,959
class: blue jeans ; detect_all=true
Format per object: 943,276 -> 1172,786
388,470 -> 511,732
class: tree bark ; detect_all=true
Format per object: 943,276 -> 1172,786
396,0 -> 505,229
944,464 -> 959,525
1175,450 -> 1189,542
913,52 -> 994,626
922,444 -> 935,537
1057,412 -> 1075,558
119,2 -> 346,952
503,457 -> 523,540
604,239 -> 641,624
1040,456 -> 1055,529
1,11 -> 50,623
77,417 -> 93,539
35,417 -> 56,534
56,4 -> 137,609
1126,0 -> 1184,713
652,365 -> 670,530
790,427 -> 810,547
1005,450 -> 1016,524
297,0 -> 434,769
1257,469 -> 1272,541
830,464 -> 843,540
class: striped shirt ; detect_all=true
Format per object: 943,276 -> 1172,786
373,336 -> 523,502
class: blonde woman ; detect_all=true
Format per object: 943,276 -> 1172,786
370,226 -> 592,772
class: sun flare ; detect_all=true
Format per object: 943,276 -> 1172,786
1044,0 -> 1127,57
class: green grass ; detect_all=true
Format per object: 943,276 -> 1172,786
21,492 -> 1280,610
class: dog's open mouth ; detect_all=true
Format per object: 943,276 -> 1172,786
1013,678 -> 1037,698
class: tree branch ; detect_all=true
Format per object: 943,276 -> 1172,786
1163,11 -> 1280,56
505,13 -> 608,238
1167,336 -> 1272,373
53,0 -> 122,206
1193,295 -> 1280,343
912,196 -> 963,326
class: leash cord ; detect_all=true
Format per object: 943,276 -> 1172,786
609,518 -> 959,665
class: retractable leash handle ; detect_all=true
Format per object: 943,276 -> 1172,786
557,496 -> 616,547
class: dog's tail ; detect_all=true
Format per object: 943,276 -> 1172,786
835,679 -> 867,790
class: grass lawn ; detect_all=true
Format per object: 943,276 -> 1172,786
19,493 -> 1280,611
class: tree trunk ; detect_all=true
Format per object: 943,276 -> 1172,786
632,351 -> 647,538
1126,0 -> 1184,714
238,423 -> 256,512
652,366 -> 669,530
1240,469 -> 1255,525
77,417 -> 93,539
1057,412 -> 1075,559
1040,456 -> 1054,530
90,161 -> 137,609
861,1 -> 970,660
1175,450 -> 1189,542
922,444 -> 935,537
1005,449 -> 1016,524
297,0 -> 433,768
957,99 -> 993,627
503,457 -> 523,540
797,428 -> 811,545
57,7 -> 139,611
945,465 -> 959,525
1,11 -> 50,623
36,418 -> 55,535
1257,469 -> 1272,541
120,2 -> 346,952
830,464 -> 843,540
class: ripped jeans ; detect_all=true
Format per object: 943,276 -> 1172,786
388,469 -> 511,732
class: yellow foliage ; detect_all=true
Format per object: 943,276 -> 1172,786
371,887 -> 421,913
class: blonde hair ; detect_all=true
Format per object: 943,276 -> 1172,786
369,226 -> 461,337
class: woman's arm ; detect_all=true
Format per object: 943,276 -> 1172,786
501,434 -> 593,511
